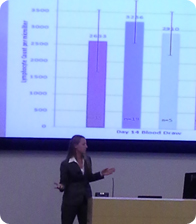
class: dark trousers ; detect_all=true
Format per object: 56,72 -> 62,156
61,198 -> 88,224
87,198 -> 92,224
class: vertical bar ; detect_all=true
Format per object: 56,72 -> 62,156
86,41 -> 107,128
159,34 -> 180,130
122,22 -> 144,129
0,1 -> 8,137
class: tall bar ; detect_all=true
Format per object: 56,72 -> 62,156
0,1 -> 8,137
159,34 -> 180,130
86,41 -> 107,128
122,22 -> 144,129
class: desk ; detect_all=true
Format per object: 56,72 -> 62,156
92,197 -> 196,224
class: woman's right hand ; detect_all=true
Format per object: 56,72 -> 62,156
54,182 -> 65,190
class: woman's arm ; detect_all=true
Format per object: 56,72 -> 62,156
85,156 -> 104,182
58,161 -> 68,192
85,156 -> 115,182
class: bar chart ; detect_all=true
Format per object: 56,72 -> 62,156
4,0 -> 196,140
53,0 -> 196,137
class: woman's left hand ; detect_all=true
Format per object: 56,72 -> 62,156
101,168 -> 115,176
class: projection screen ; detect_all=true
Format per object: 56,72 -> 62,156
0,0 -> 196,141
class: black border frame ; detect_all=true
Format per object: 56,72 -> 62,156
0,138 -> 196,154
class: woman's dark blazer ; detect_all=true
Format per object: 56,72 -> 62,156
60,156 -> 104,206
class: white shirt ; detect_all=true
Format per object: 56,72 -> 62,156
69,157 -> 85,175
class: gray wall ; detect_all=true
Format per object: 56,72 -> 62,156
0,150 -> 196,224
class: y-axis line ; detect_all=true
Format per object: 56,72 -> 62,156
54,0 -> 59,127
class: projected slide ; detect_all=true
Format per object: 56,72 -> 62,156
1,0 -> 196,140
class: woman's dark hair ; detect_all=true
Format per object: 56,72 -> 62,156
66,135 -> 85,161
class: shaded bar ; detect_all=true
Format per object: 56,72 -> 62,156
159,34 -> 180,130
0,1 -> 8,137
122,22 -> 144,129
86,41 -> 107,128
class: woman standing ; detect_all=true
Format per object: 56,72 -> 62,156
55,135 -> 115,224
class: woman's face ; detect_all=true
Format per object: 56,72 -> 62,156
75,138 -> 87,155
